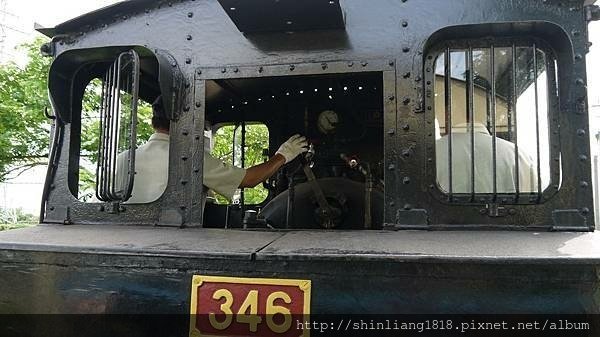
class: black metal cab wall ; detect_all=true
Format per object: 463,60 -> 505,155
37,0 -> 596,231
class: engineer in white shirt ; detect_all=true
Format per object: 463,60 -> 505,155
435,120 -> 537,194
118,97 -> 307,204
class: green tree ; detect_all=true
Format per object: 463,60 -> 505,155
0,37 -> 52,181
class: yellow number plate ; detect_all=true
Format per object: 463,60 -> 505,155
190,275 -> 311,337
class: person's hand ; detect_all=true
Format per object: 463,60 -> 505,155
276,134 -> 309,163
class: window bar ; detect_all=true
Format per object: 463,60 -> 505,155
444,48 -> 453,199
101,64 -> 117,200
490,45 -> 498,200
110,56 -> 126,200
533,43 -> 542,200
512,44 -> 520,200
95,73 -> 108,201
125,51 -> 139,202
467,47 -> 475,200
107,58 -> 122,201
240,120 -> 246,207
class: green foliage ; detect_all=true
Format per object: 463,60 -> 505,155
0,207 -> 37,226
0,37 -> 52,181
212,124 -> 270,204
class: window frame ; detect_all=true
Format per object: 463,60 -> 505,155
423,37 -> 561,206
210,121 -> 271,206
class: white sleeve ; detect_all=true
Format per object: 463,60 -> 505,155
203,152 -> 247,200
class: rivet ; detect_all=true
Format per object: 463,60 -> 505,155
429,184 -> 435,189
188,12 -> 194,18
389,95 -> 395,101
361,61 -> 368,67
402,149 -> 411,157
575,54 -> 583,60
186,35 -> 193,41
427,106 -> 432,111
185,58 -> 191,64
403,72 -> 411,78
402,124 -> 410,131
577,129 -> 586,136
427,158 -> 433,162
479,209 -> 487,215
415,76 -> 421,82
402,177 -> 411,184
403,204 -> 412,210
49,206 -> 55,211
185,82 -> 191,88
388,164 -> 396,171
258,66 -> 264,73
180,206 -> 187,211
233,67 -> 239,73
401,21 -> 408,27
181,180 -> 188,185
581,207 -> 590,215
403,97 -> 410,105
580,181 -> 589,188
196,102 -> 202,108
221,68 -> 227,73
575,78 -> 585,86
554,184 -> 560,190
183,106 -> 190,112
194,168 -> 200,173
426,67 -> 431,73
389,60 -> 395,66
402,47 -> 410,53
289,65 -> 295,71
171,62 -> 177,67
197,69 -> 202,75
572,29 -> 581,36
348,61 -> 354,67
579,154 -> 588,161
390,202 -> 395,207
321,63 -> 328,70
388,128 -> 396,135
145,9 -> 150,13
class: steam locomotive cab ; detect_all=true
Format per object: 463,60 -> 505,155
203,73 -> 385,229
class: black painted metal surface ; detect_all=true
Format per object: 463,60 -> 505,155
0,225 -> 599,315
33,0 -> 596,230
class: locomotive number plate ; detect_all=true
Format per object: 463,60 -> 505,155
189,275 -> 311,337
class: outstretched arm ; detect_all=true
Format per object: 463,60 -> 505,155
239,134 -> 308,189
239,154 -> 286,188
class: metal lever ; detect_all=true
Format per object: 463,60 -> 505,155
302,164 -> 339,229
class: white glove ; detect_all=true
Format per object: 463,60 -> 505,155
276,134 -> 308,163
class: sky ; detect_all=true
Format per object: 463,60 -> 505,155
0,0 -> 599,216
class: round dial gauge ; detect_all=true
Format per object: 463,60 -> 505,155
317,110 -> 339,134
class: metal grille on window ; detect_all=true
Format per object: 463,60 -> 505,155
95,50 -> 140,202
432,42 -> 559,204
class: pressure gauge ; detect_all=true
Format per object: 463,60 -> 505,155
317,110 -> 339,134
